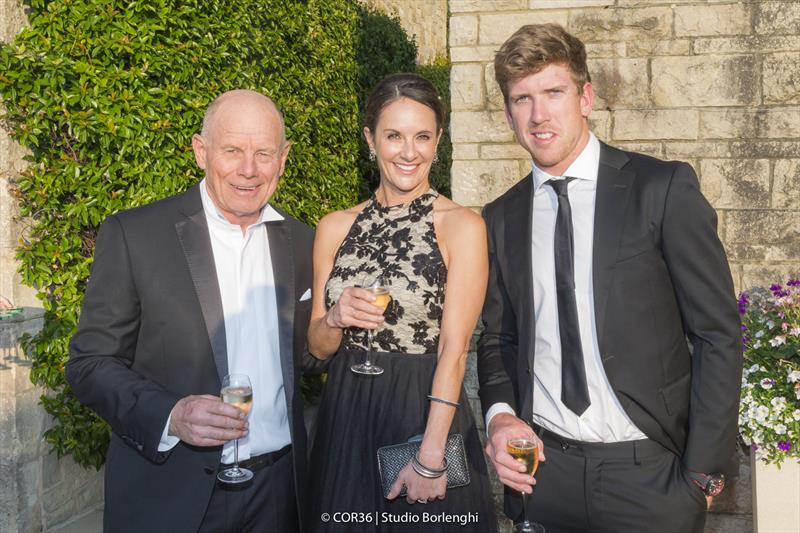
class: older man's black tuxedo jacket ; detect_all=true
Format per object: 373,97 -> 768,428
477,142 -> 742,477
67,184 -> 319,532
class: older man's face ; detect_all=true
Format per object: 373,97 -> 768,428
192,94 -> 289,230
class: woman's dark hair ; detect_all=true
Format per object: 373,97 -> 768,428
364,73 -> 445,132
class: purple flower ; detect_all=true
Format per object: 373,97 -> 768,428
751,443 -> 759,452
737,292 -> 749,315
787,279 -> 800,287
778,441 -> 792,452
771,284 -> 783,292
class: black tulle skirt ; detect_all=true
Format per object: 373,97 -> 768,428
308,349 -> 497,532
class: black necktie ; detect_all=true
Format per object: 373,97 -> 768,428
546,178 -> 591,416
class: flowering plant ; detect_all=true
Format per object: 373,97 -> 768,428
738,279 -> 800,465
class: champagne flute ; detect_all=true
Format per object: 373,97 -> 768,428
351,274 -> 391,375
217,374 -> 254,484
507,438 -> 545,533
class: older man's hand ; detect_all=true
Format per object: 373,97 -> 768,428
168,394 -> 248,447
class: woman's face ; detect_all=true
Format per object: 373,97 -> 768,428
365,97 -> 441,201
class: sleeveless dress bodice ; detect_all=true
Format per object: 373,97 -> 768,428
324,189 -> 446,354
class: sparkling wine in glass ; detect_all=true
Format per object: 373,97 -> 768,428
507,438 -> 545,533
217,374 -> 254,484
351,274 -> 391,376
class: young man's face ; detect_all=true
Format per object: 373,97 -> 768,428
504,63 -> 593,177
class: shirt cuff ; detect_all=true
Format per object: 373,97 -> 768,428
157,413 -> 180,452
485,402 -> 516,433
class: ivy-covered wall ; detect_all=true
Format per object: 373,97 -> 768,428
0,0 -> 362,469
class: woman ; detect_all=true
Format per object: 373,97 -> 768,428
307,73 -> 497,532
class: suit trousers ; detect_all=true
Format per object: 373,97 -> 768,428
199,449 -> 299,533
518,429 -> 707,533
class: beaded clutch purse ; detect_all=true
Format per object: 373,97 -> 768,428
376,433 -> 470,497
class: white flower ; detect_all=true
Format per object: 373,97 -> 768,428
755,330 -> 765,338
790,327 -> 800,336
769,336 -> 787,347
761,379 -> 774,390
787,370 -> 800,383
771,397 -> 787,411
774,424 -> 787,435
741,434 -> 752,445
754,340 -> 762,349
793,409 -> 800,421
749,363 -> 761,373
767,320 -> 775,329
756,405 -> 770,421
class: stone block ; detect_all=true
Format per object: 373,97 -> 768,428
760,108 -> 800,138
726,210 -> 800,246
730,141 -> 800,159
0,0 -> 29,43
694,35 -> 800,55
588,109 -> 610,141
478,11 -> 568,45
15,389 -> 47,463
612,110 -> 699,141
700,159 -> 770,209
450,0 -> 527,13
449,15 -> 478,47
450,111 -> 514,143
451,45 -> 498,63
613,142 -> 663,159
364,0 -> 447,63
724,242 -> 800,263
626,39 -> 692,57
741,263 -> 800,291
569,6 -> 671,42
617,0 -> 732,4
531,0 -> 613,7
485,62 -> 505,111
674,4 -> 752,37
451,159 -> 521,207
663,142 -> 731,160
589,58 -> 649,109
584,41 -> 627,59
451,63 -> 485,110
755,1 -> 800,36
480,143 -> 531,160
763,52 -> 800,105
452,143 -> 480,160
652,56 -> 759,107
17,458 -> 42,533
700,109 -> 759,140
773,159 -> 800,209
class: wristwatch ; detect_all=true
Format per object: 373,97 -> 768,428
687,471 -> 725,497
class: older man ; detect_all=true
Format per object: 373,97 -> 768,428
67,90 -> 317,532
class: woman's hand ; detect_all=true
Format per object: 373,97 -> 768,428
386,462 -> 447,504
324,287 -> 386,330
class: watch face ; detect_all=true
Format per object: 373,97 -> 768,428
707,476 -> 725,497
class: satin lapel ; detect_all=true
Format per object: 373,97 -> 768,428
175,198 -> 228,381
266,220 -> 296,426
592,144 -> 634,352
504,173 -> 535,419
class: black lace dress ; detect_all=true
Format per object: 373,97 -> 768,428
308,190 -> 497,532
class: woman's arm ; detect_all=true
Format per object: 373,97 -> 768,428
307,209 -> 388,359
387,202 -> 489,502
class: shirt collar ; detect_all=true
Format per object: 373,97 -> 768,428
532,132 -> 600,192
199,178 -> 284,229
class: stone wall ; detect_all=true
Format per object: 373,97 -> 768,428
359,0 -> 449,63
449,1 -> 800,531
0,1 -> 104,531
449,0 -> 800,293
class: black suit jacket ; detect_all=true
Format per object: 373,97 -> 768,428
66,185 -> 318,532
477,143 -> 742,478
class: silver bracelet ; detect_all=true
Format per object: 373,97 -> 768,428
427,394 -> 460,408
411,455 -> 448,479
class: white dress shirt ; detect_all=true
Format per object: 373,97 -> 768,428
487,133 -> 646,442
159,180 -> 291,460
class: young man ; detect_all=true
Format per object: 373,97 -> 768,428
477,24 -> 742,532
